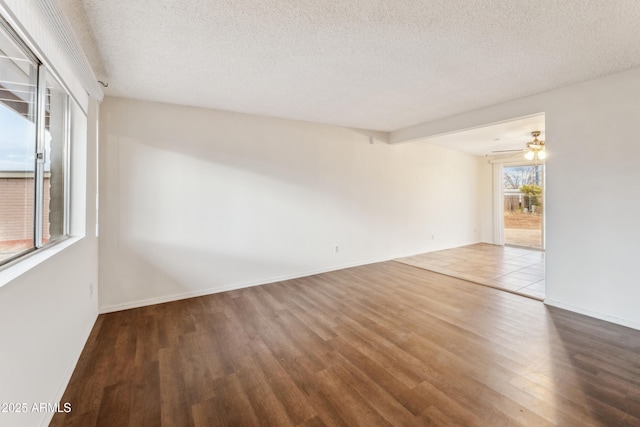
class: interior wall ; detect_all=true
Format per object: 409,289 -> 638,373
0,100 -> 99,427
99,97 -> 481,312
544,70 -> 640,328
477,157 -> 494,243
391,67 -> 640,329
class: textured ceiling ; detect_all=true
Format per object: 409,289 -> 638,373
60,0 -> 640,132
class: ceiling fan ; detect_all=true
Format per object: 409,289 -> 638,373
523,131 -> 546,160
491,131 -> 546,161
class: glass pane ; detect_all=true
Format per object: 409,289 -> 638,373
43,73 -> 68,243
503,165 -> 543,249
0,24 -> 38,263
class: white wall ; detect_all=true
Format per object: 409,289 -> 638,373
477,157 -> 495,244
0,100 -> 99,427
391,67 -> 640,329
99,97 -> 481,312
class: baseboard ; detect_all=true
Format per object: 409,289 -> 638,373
99,256 -> 395,314
99,241 -> 487,314
544,299 -> 640,331
40,311 -> 98,427
391,240 -> 483,261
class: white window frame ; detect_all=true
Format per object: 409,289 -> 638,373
0,16 -> 71,268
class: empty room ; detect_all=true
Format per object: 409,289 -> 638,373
1,1 -> 640,426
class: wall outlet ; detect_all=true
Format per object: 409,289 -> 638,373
89,282 -> 94,298
431,234 -> 435,240
334,244 -> 340,254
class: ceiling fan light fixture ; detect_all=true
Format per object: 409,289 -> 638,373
538,149 -> 546,160
524,130 -> 545,161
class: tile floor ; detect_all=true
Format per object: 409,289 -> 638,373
395,243 -> 545,300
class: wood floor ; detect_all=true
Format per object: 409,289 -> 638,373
51,261 -> 640,426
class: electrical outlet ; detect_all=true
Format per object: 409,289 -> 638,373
431,234 -> 435,240
334,244 -> 340,254
89,282 -> 94,298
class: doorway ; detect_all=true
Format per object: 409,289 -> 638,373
503,164 -> 544,249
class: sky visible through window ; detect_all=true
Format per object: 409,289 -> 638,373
0,102 -> 51,172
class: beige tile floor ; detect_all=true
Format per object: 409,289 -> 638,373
504,227 -> 542,248
395,243 -> 545,300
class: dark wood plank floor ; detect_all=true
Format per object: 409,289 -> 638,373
51,261 -> 640,426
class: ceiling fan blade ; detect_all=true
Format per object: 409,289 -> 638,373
492,149 -> 525,153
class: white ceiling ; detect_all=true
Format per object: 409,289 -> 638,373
61,1 -> 640,132
422,114 -> 545,157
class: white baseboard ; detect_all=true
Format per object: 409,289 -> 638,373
99,241 -> 486,314
391,240 -> 482,260
41,312 -> 98,427
99,256 -> 395,314
544,299 -> 640,331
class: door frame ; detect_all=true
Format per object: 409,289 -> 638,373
492,160 -> 546,249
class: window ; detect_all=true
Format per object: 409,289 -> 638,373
0,18 -> 69,265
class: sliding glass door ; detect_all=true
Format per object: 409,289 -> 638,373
503,164 -> 544,249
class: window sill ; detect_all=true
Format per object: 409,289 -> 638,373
0,236 -> 83,289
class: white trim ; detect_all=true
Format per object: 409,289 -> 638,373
63,93 -> 71,235
0,0 -> 93,112
488,157 -> 545,165
492,162 -> 504,245
545,299 -> 640,331
391,242 -> 481,261
39,312 -> 97,427
99,242 -> 485,314
100,255 -> 400,314
540,164 -> 546,250
33,0 -> 103,101
34,64 -> 46,248
0,236 -> 82,287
